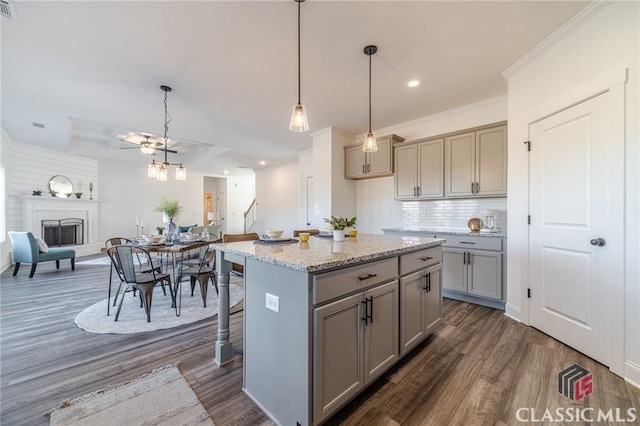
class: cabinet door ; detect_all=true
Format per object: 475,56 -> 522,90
313,293 -> 364,423
394,144 -> 418,199
442,248 -> 467,293
417,139 -> 444,198
445,132 -> 475,197
424,265 -> 442,334
475,126 -> 507,196
368,135 -> 393,176
345,145 -> 366,178
400,271 -> 426,355
467,250 -> 502,300
363,280 -> 399,384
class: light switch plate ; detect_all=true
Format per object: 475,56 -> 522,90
265,293 -> 279,313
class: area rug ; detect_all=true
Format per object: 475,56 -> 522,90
48,365 -> 214,425
75,283 -> 243,334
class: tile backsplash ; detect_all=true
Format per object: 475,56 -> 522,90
402,198 -> 507,233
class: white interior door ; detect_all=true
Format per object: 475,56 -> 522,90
529,90 -> 623,368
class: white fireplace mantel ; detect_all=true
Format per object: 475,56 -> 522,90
20,196 -> 99,245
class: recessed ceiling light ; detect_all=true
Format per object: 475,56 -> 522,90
223,170 -> 229,175
259,161 -> 266,165
407,80 -> 420,88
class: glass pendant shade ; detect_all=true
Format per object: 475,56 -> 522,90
363,131 -> 378,153
157,166 -> 168,182
175,164 -> 186,181
140,146 -> 155,155
148,161 -> 160,178
289,103 -> 309,132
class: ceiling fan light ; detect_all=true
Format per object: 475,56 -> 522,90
363,132 -> 378,153
148,161 -> 159,178
289,103 -> 309,132
140,146 -> 155,155
175,164 -> 186,181
157,166 -> 168,182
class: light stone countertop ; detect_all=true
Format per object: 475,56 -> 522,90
212,233 -> 445,273
382,227 -> 507,238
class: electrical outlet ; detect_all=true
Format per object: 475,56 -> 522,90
420,209 -> 427,217
265,293 -> 279,313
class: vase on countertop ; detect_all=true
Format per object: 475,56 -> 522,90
333,230 -> 345,242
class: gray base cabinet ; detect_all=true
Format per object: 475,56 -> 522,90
400,264 -> 442,355
243,245 -> 442,425
442,246 -> 502,300
313,280 -> 398,424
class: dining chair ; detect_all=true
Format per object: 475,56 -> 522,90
104,237 -> 164,315
292,229 -> 320,237
106,245 -> 175,322
223,233 -> 260,276
175,246 -> 214,312
179,244 -> 218,294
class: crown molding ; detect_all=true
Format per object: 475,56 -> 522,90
503,0 -> 613,79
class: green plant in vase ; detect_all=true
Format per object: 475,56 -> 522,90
155,197 -> 183,242
49,190 -> 58,197
156,226 -> 165,235
74,192 -> 83,199
323,216 -> 356,241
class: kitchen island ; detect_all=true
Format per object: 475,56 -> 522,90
212,233 -> 445,425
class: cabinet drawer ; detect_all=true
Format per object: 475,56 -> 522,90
313,257 -> 397,305
400,247 -> 442,275
441,236 -> 502,251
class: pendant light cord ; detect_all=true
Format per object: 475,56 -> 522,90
368,52 -> 372,132
297,0 -> 301,105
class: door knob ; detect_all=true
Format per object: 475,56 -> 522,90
590,238 -> 606,247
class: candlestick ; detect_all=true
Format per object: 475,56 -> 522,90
89,182 -> 93,190
136,217 -> 139,226
136,224 -> 140,237
141,225 -> 144,236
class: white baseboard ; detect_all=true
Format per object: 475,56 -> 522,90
504,303 -> 521,322
625,360 -> 640,389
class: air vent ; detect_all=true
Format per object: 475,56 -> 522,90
0,0 -> 16,20
32,122 -> 45,129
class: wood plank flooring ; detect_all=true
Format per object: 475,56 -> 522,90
1,256 -> 638,425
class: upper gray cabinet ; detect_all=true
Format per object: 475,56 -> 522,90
394,122 -> 507,200
445,125 -> 507,197
395,138 -> 444,200
345,134 -> 405,179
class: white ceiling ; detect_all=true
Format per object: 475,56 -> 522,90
1,1 -> 588,175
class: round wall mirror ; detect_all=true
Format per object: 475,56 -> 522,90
49,175 -> 74,198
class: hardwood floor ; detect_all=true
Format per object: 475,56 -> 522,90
1,256 -> 638,425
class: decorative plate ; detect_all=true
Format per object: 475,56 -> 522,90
467,217 -> 482,232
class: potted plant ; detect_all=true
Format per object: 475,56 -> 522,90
156,225 -> 165,235
323,216 -> 356,242
155,197 -> 183,241
74,192 -> 83,199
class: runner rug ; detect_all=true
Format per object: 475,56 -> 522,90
48,365 -> 214,425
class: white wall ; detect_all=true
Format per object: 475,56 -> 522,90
98,158 -> 204,238
504,0 -> 639,383
298,150 -> 313,229
224,175 -> 255,234
355,97 -> 508,234
255,160 -> 300,237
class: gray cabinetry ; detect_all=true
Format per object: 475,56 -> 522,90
345,134 -> 404,179
394,138 -> 444,199
313,279 -> 398,424
444,125 -> 507,197
441,236 -> 503,302
398,246 -> 443,356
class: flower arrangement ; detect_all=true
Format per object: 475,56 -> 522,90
155,197 -> 183,221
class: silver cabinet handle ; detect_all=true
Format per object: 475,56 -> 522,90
590,238 -> 606,247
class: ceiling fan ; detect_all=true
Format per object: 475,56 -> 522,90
119,133 -> 177,155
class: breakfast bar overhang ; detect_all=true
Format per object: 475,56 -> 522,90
212,233 -> 445,425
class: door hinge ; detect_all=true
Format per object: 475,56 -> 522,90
527,288 -> 531,298
524,141 -> 531,151
527,215 -> 531,225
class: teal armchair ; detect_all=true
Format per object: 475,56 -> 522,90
8,232 -> 76,278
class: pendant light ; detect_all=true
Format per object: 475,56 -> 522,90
146,85 -> 187,181
289,0 -> 309,132
363,45 -> 378,152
